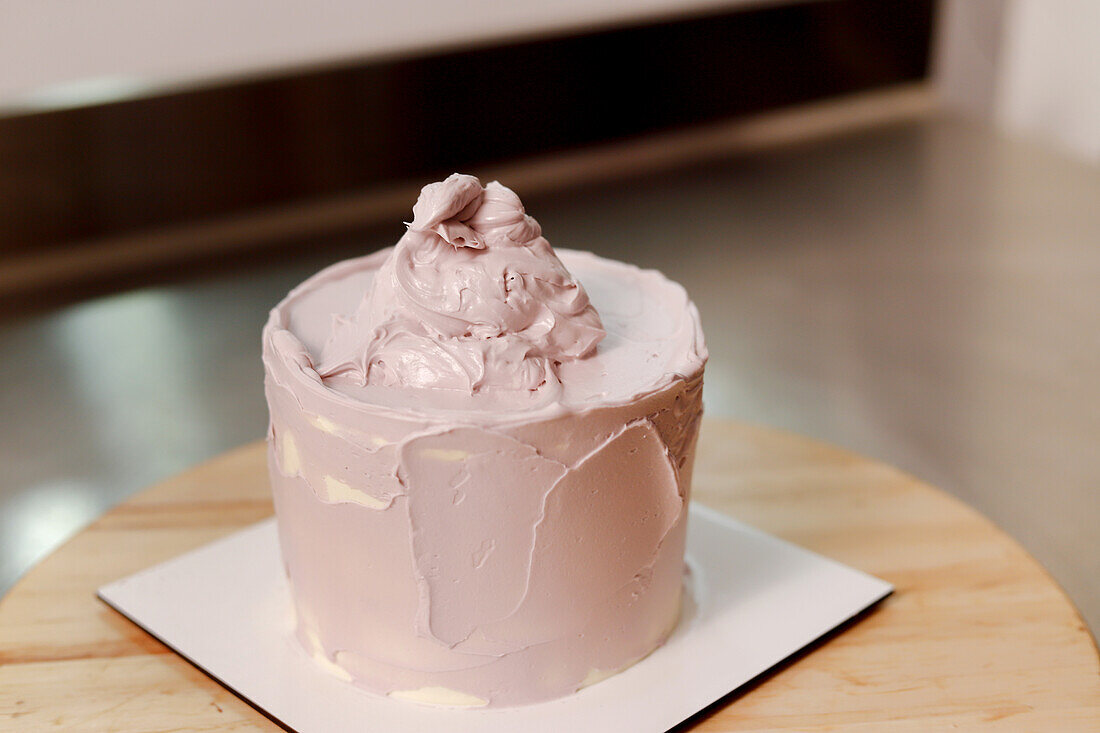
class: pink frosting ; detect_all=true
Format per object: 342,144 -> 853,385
316,174 -> 605,397
262,175 -> 707,707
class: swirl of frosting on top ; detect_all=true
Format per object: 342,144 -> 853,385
315,174 -> 606,396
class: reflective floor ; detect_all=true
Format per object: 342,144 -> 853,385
2,116 -> 1098,634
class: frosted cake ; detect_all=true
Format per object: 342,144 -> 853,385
262,174 -> 706,707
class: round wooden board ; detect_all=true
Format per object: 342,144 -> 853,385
1,419 -> 1097,731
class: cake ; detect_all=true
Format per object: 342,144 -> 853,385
262,174 -> 707,707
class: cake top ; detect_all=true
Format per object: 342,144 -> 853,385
315,174 -> 606,397
266,174 -> 706,420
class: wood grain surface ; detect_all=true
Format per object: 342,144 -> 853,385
1,419 -> 1097,731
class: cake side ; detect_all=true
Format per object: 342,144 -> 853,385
265,371 -> 702,706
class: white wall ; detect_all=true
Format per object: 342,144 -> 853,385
938,0 -> 1100,164
996,0 -> 1100,163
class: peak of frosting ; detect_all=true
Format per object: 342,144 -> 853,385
316,174 -> 605,396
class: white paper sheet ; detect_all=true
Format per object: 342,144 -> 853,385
99,503 -> 892,732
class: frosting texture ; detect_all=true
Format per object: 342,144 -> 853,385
262,175 -> 707,707
317,174 -> 605,396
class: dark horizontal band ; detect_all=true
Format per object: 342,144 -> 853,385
0,0 -> 934,257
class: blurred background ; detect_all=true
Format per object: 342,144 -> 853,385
1,0 -> 1097,636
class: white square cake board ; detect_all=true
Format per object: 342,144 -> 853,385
98,503 -> 892,732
